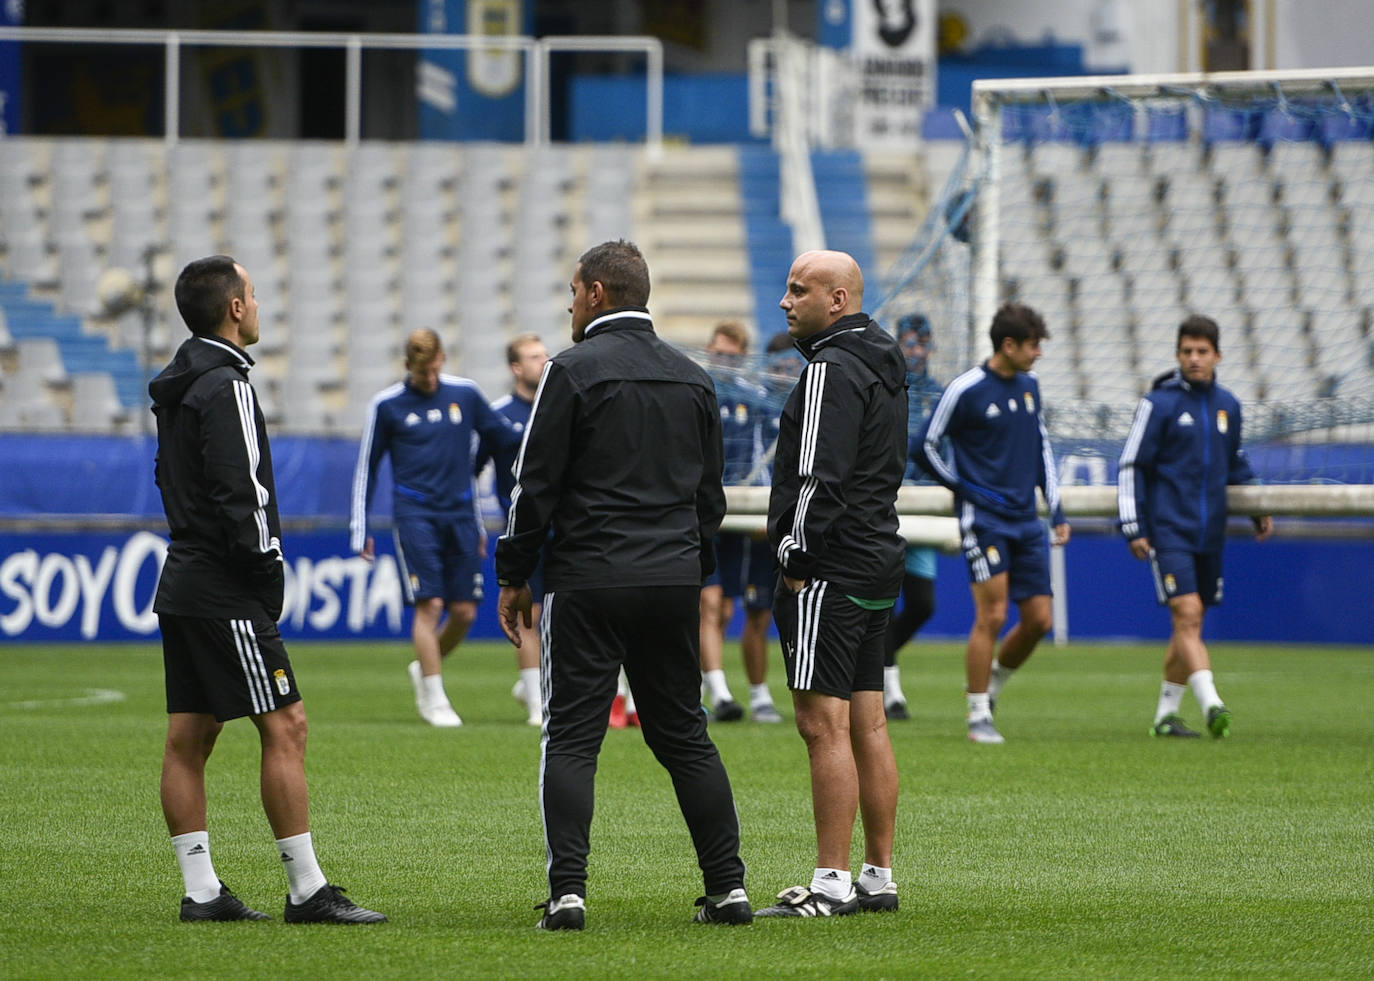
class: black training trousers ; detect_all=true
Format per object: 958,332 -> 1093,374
539,584 -> 746,901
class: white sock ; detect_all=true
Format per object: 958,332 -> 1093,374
883,665 -> 905,703
966,691 -> 991,722
617,669 -> 629,697
1154,680 -> 1187,723
810,867 -> 852,900
988,659 -> 1014,701
860,864 -> 893,889
172,830 -> 221,902
703,668 -> 733,704
624,686 -> 637,715
277,832 -> 328,905
422,674 -> 448,705
749,682 -> 773,709
519,667 -> 541,714
1187,669 -> 1223,713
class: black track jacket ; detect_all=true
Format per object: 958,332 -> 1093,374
149,334 -> 285,619
767,313 -> 906,599
495,308 -> 725,591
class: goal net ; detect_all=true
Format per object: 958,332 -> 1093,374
877,67 -> 1374,486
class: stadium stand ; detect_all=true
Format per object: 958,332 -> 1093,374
1,116 -> 1370,443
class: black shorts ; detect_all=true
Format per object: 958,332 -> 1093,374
772,579 -> 888,698
160,613 -> 302,722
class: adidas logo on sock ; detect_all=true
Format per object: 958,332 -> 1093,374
862,868 -> 881,879
821,870 -> 841,880
280,852 -> 294,862
186,844 -> 207,855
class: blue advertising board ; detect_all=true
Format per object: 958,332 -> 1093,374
0,528 -> 512,643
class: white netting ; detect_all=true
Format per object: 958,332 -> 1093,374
878,70 -> 1374,484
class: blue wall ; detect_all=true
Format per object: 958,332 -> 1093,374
1,435 -> 1369,644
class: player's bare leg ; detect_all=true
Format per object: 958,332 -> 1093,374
850,690 -> 896,869
161,712 -> 222,836
412,597 -> 446,677
792,690 -> 859,872
966,575 -> 1009,741
995,594 -> 1053,670
966,574 -> 1009,693
250,701 -> 311,839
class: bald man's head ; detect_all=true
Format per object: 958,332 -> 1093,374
780,250 -> 865,339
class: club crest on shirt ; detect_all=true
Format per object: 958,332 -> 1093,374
735,403 -> 748,424
274,669 -> 290,696
1024,391 -> 1036,413
1216,410 -> 1228,433
450,403 -> 462,424
1164,573 -> 1177,594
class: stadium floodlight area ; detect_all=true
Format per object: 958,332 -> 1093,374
878,66 -> 1374,490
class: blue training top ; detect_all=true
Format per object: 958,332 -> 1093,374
916,362 -> 1065,526
350,374 -> 520,552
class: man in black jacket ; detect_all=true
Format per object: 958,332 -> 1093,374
150,256 -> 384,925
759,250 -> 904,918
495,240 -> 750,931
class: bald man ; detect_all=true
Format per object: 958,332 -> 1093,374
759,251 -> 906,918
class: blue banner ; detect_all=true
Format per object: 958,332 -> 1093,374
0,0 -> 21,134
0,529 -> 508,642
418,0 -> 529,141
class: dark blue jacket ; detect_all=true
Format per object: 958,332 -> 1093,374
1117,369 -> 1256,552
916,363 -> 1066,526
349,374 -> 520,552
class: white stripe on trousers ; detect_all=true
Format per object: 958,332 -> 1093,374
790,580 -> 826,690
231,618 -> 275,715
537,591 -> 555,881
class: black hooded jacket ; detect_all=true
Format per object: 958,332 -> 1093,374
767,314 -> 907,599
495,307 -> 725,591
148,334 -> 285,619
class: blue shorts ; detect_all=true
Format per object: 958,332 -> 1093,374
703,533 -> 775,610
959,506 -> 1051,601
393,514 -> 485,605
1151,549 -> 1224,607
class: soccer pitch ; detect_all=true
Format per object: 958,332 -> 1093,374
2,640 -> 1370,979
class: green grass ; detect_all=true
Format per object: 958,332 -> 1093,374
2,639 -> 1371,979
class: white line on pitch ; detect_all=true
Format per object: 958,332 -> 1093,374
5,689 -> 128,710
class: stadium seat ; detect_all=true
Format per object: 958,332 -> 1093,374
70,372 -> 130,432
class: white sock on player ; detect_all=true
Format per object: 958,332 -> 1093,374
173,830 -> 221,903
277,831 -> 327,905
1155,680 -> 1188,723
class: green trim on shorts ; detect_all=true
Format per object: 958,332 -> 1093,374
845,594 -> 896,611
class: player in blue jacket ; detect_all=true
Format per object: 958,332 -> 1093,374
475,333 -> 550,727
350,328 -> 521,727
698,320 -> 783,724
1118,315 -> 1272,738
882,313 -> 942,720
916,302 -> 1070,744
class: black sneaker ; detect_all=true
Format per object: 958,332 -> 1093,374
693,888 -> 753,924
1151,713 -> 1201,738
284,883 -> 387,924
711,698 -> 744,722
856,880 -> 899,912
884,699 -> 909,721
180,881 -> 270,922
755,885 -> 859,918
537,893 -> 586,930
